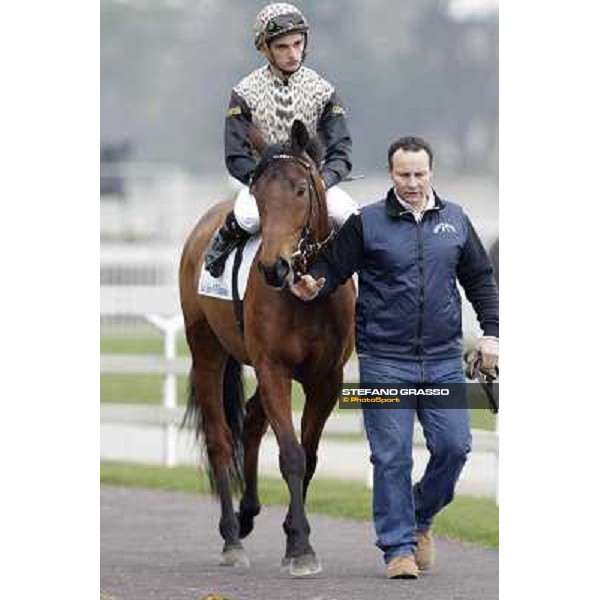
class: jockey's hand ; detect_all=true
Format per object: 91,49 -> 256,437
290,274 -> 325,301
476,337 -> 499,375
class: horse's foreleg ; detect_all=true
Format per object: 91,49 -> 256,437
300,369 -> 344,498
278,370 -> 342,573
238,390 -> 267,538
255,362 -> 320,576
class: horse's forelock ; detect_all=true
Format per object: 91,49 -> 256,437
252,144 -> 286,185
252,137 -> 322,186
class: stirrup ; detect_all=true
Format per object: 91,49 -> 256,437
205,235 -> 235,277
205,250 -> 231,277
204,214 -> 249,277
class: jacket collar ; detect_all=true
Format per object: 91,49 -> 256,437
384,187 -> 445,219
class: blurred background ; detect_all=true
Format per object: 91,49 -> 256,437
101,0 -> 498,242
100,0 -> 499,497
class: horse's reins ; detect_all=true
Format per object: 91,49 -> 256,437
259,153 -> 336,280
465,350 -> 499,414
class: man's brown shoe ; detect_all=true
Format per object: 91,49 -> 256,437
386,555 -> 419,579
416,530 -> 435,570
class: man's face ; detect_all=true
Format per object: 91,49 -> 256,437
267,33 -> 305,73
389,148 -> 432,207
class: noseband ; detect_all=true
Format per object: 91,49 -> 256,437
252,153 -> 335,279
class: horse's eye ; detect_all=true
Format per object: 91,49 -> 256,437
296,186 -> 307,197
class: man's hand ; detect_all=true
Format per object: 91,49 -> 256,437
289,274 -> 326,301
476,337 -> 499,374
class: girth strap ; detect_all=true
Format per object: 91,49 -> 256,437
232,240 -> 247,334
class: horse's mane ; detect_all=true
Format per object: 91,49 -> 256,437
251,135 -> 323,185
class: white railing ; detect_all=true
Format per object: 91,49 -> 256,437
100,402 -> 497,452
100,271 -> 498,500
101,280 -> 183,467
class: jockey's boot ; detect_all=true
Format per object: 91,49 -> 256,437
204,211 -> 251,278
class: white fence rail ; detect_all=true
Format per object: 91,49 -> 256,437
100,252 -> 498,500
101,285 -> 181,316
100,403 -> 498,453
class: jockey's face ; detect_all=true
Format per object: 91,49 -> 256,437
266,33 -> 305,74
389,149 -> 432,209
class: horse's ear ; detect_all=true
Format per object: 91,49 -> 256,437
290,119 -> 310,154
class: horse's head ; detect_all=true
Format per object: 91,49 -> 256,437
252,120 -> 328,290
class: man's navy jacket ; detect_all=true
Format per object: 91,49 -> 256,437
311,188 -> 499,361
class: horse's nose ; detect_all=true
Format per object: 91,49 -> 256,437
258,257 -> 290,289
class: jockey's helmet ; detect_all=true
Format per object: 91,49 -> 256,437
253,3 -> 309,51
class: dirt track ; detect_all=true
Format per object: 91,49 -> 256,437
101,486 -> 498,600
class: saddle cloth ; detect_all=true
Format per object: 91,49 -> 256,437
198,235 -> 262,300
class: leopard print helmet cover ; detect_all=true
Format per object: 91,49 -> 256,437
253,3 -> 309,50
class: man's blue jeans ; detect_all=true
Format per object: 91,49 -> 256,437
359,355 -> 472,563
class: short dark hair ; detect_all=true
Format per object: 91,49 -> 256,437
387,136 -> 434,169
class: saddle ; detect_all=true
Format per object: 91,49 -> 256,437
198,235 -> 263,332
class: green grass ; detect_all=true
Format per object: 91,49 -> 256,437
470,409 -> 496,431
99,372 -> 305,408
101,461 -> 498,548
100,374 -> 190,404
100,331 -> 190,356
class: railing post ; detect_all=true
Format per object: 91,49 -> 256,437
146,314 -> 184,467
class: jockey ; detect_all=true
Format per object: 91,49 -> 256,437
205,2 -> 358,277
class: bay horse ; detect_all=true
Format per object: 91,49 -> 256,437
179,120 -> 355,576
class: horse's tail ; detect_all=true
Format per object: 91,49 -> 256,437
182,357 -> 246,496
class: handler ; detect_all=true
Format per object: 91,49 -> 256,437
290,136 -> 499,579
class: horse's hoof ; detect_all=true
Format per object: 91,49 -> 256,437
220,547 -> 250,568
280,556 -> 291,572
237,512 -> 256,539
289,553 -> 322,577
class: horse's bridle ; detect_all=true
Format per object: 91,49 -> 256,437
252,153 -> 336,280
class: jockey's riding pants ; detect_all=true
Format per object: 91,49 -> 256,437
233,184 -> 358,234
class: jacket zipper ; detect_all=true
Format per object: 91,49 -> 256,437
412,205 -> 440,357
396,203 -> 440,358
415,218 -> 425,357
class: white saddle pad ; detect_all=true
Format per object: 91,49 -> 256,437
198,235 -> 262,300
